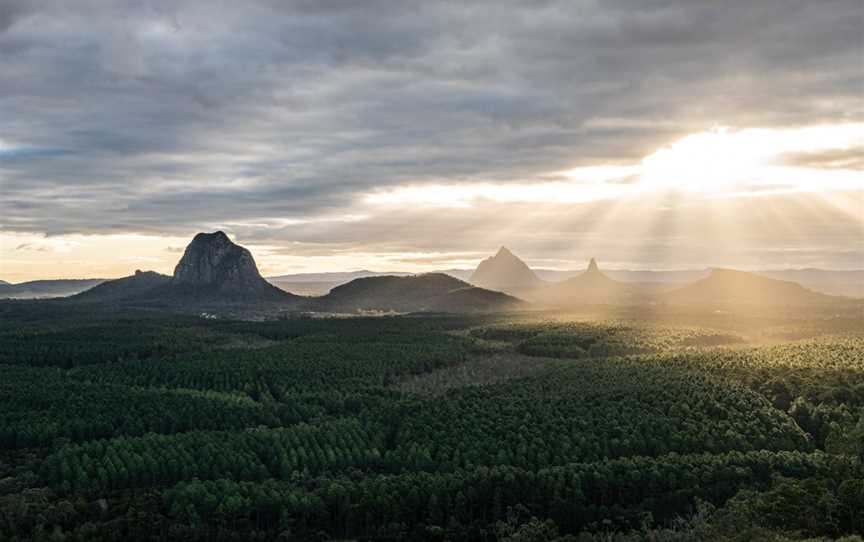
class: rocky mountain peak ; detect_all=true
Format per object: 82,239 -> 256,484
171,231 -> 278,299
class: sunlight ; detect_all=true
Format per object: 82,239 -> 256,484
636,124 -> 864,194
369,123 -> 863,209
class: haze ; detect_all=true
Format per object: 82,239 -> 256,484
1,1 -> 862,282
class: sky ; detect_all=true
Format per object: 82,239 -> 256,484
0,0 -> 862,282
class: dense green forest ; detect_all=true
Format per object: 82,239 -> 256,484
0,302 -> 862,541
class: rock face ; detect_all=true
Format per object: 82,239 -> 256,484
469,247 -> 542,294
170,231 -> 288,301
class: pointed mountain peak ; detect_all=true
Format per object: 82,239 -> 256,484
469,246 -> 541,292
587,257 -> 599,273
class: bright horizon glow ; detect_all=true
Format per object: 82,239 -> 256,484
367,123 -> 863,207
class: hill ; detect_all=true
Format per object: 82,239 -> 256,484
311,273 -> 526,313
469,247 -> 543,294
530,258 -> 641,306
663,268 -> 849,307
0,279 -> 107,299
72,271 -> 171,303
72,232 -> 301,308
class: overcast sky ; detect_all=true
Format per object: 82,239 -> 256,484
0,0 -> 862,280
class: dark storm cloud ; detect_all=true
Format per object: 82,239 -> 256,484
0,0 -> 861,258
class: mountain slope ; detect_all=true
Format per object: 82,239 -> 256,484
663,268 -> 847,307
312,273 -> 526,313
530,258 -> 640,306
469,247 -> 543,294
72,271 -> 171,303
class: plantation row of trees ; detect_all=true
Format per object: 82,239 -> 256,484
159,451 -> 859,540
391,358 -> 811,470
470,321 -> 743,359
40,420 -> 384,492
1,303 -> 862,541
0,308 -> 474,369
0,366 -> 310,448
68,336 -> 469,396
646,338 -> 864,450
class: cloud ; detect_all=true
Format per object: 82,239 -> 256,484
0,0 -> 861,272
774,147 -> 864,171
16,242 -> 50,252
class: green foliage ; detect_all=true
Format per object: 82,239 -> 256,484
390,357 -> 811,470
67,334 -> 468,396
0,305 -> 861,541
0,366 -> 299,448
40,420 -> 383,492
160,450 -> 849,539
470,321 -> 743,358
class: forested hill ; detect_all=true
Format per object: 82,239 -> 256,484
310,273 -> 527,313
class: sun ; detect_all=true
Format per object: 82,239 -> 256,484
635,124 -> 864,195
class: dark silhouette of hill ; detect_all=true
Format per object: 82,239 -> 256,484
529,258 -> 641,306
72,232 -> 300,308
0,279 -> 107,299
311,273 -> 526,313
469,247 -> 543,294
663,268 -> 849,307
72,271 -> 171,302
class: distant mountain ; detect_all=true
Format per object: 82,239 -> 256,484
663,268 -> 848,307
311,273 -> 526,313
269,281 -> 343,297
72,232 -> 300,308
530,258 -> 640,306
755,269 -> 864,299
469,247 -> 543,294
73,271 -> 171,302
268,270 -> 414,283
0,279 -> 107,299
